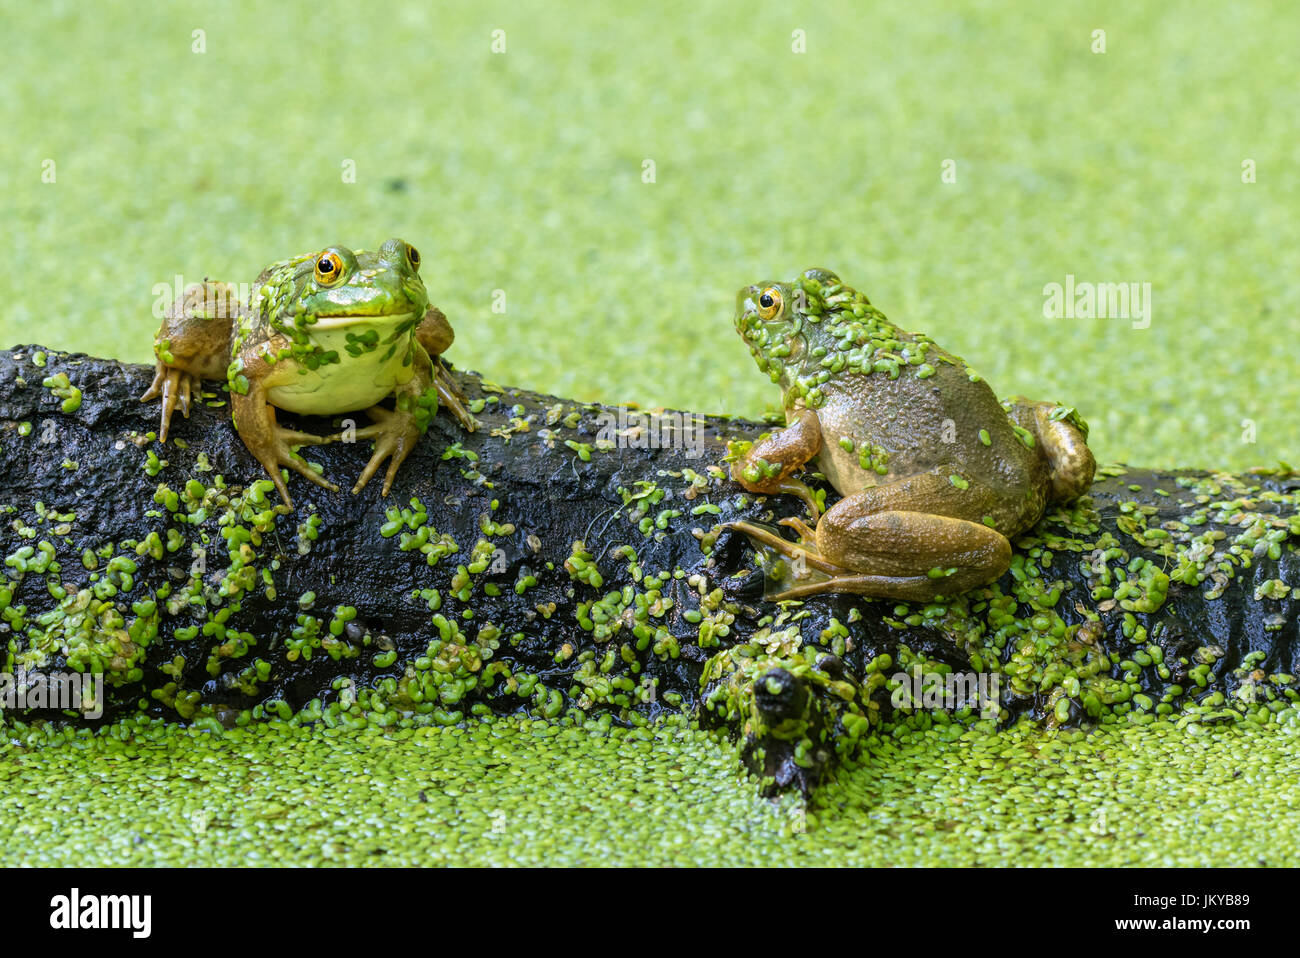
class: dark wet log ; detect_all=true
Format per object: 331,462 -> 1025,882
1,345 -> 1297,793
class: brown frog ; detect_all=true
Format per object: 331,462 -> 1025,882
727,268 -> 1095,602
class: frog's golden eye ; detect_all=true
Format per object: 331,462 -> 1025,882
406,244 -> 421,272
757,287 -> 783,321
314,251 -> 345,287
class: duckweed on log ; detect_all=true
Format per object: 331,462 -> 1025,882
0,346 -> 1298,795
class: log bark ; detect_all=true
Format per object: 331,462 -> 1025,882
1,346 -> 1297,793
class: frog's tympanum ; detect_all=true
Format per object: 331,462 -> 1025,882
728,268 -> 1095,602
141,240 -> 477,507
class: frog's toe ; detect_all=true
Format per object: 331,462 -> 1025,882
352,447 -> 406,497
448,402 -> 479,433
325,416 -> 392,443
378,459 -> 404,498
435,362 -> 468,403
139,365 -> 166,403
141,366 -> 198,442
271,442 -> 338,501
351,450 -> 386,495
278,428 -> 332,447
777,515 -> 818,541
349,406 -> 419,496
436,372 -> 478,432
255,432 -> 339,508
282,454 -> 338,491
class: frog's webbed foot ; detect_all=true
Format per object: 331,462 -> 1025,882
434,361 -> 478,432
346,405 -> 423,497
140,364 -> 201,442
257,426 -> 337,509
231,389 -> 337,509
727,519 -> 843,568
725,519 -> 849,602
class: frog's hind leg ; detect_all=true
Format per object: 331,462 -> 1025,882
414,306 -> 478,432
731,472 -> 1013,602
729,517 -> 984,604
806,479 -> 1013,601
230,356 -> 338,509
140,281 -> 239,441
769,523 -> 1009,603
1005,397 -> 1096,502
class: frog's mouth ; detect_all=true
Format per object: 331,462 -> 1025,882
308,310 -> 419,331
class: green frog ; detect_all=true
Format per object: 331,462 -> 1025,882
727,268 -> 1095,602
141,239 -> 477,507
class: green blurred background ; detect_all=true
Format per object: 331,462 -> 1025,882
3,0 -> 1298,468
3,0 -> 1299,867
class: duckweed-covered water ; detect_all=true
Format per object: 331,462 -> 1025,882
4,716 -> 1296,867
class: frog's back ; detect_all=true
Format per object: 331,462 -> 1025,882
813,357 -> 1050,529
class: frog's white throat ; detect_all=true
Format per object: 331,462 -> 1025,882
265,316 -> 420,416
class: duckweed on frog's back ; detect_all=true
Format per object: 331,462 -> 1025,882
141,239 -> 477,507
727,268 -> 1095,602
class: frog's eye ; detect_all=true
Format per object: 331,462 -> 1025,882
406,244 -> 421,272
314,251 -> 346,287
757,287 -> 783,321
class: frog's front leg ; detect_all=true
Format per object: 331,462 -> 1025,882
140,281 -> 238,441
729,407 -> 824,520
343,343 -> 437,496
733,471 -> 1012,603
230,351 -> 338,509
416,306 -> 478,432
